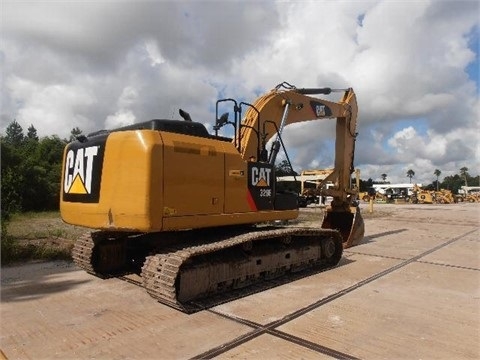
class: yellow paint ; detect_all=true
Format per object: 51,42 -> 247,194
69,174 -> 87,194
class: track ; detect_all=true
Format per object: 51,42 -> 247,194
73,226 -> 344,312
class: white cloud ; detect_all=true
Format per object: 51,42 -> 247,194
105,110 -> 136,129
5,76 -> 96,136
117,86 -> 138,109
144,40 -> 165,67
387,126 -> 418,155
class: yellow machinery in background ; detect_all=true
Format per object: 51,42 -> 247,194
411,185 -> 458,204
60,82 -> 364,311
456,186 -> 480,203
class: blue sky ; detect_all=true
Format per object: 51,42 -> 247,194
466,25 -> 479,90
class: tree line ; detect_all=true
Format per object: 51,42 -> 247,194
1,120 -> 82,229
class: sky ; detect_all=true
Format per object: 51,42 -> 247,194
1,0 -> 479,185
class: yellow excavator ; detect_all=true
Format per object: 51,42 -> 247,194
60,82 -> 365,311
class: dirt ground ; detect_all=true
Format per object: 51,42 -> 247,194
1,202 -> 479,359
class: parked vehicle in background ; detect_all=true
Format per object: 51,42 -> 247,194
457,186 -> 480,202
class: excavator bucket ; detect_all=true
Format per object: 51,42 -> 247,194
321,206 -> 365,248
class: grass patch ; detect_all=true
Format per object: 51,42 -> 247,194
7,211 -> 86,240
2,211 -> 87,266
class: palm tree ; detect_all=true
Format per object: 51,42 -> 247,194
406,169 -> 415,183
381,173 -> 387,182
434,169 -> 441,191
460,167 -> 468,186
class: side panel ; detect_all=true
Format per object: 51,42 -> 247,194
161,132 -> 224,217
99,130 -> 164,230
224,143 -> 250,213
161,139 -> 298,230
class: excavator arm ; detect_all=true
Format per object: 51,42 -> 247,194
235,83 -> 364,247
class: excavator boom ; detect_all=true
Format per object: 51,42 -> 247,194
235,83 -> 364,247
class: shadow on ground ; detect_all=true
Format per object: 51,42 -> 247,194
1,260 -> 91,302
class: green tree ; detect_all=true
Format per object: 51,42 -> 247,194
460,167 -> 469,186
434,169 -> 441,191
0,137 -> 23,247
22,125 -> 40,157
1,139 -> 22,217
1,120 -> 67,213
27,124 -> 39,140
474,175 -> 480,187
359,178 -> 374,192
381,173 -> 387,182
5,119 -> 24,146
35,136 -> 67,209
19,135 -> 67,211
442,174 -> 463,193
406,169 -> 415,183
275,159 -> 297,176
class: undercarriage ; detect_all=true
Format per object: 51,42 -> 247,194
72,226 -> 343,312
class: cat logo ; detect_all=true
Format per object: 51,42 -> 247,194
64,146 -> 99,194
251,166 -> 271,187
315,104 -> 326,117
310,100 -> 332,118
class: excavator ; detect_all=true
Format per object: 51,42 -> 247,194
60,82 -> 365,311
